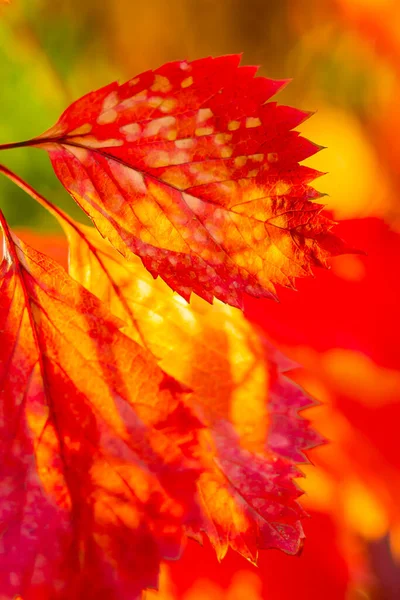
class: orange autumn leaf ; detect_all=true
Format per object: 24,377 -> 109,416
0,213 -> 203,600
40,203 -> 323,561
19,55 -> 353,308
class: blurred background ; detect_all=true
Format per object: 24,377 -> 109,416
1,0 -> 399,598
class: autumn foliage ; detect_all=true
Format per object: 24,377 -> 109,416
0,50 -> 376,599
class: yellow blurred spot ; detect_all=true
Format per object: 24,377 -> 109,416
300,106 -> 389,219
322,349 -> 400,406
300,465 -> 336,511
331,255 -> 366,281
343,480 -> 388,539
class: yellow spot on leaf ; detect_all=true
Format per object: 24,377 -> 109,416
175,138 -> 195,149
160,98 -> 178,113
120,123 -> 141,142
181,76 -> 194,88
215,133 -> 232,145
228,120 -> 241,131
195,126 -> 214,137
144,116 -> 176,138
246,117 -> 262,128
234,156 -> 247,168
97,109 -> 118,125
197,108 -> 213,122
150,74 -> 172,93
221,147 -> 233,158
69,123 -> 93,136
148,95 -> 163,108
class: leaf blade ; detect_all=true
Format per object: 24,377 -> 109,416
34,55 -> 353,307
0,214 -> 202,600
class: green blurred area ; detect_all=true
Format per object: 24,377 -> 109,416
0,0 -> 398,229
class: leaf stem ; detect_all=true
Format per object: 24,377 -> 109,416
0,139 -> 39,152
0,163 -> 62,221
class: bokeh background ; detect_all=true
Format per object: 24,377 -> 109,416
1,0 -> 400,598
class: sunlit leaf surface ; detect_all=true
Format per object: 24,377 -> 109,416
31,55 -> 353,308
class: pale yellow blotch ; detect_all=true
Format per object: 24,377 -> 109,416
126,170 -> 147,195
228,120 -> 240,131
160,98 -> 178,113
183,192 -> 204,214
67,145 -> 89,162
205,223 -> 224,245
175,138 -> 195,149
252,153 -> 264,162
246,117 -> 262,128
145,150 -> 170,168
151,74 -> 172,93
188,164 -> 215,184
234,156 -> 247,168
248,169 -> 259,178
268,152 -> 279,163
102,90 -> 120,112
148,95 -> 163,108
120,91 -> 148,110
179,61 -> 191,71
166,129 -> 177,141
72,136 -> 118,149
181,76 -> 193,88
128,77 -> 140,86
69,123 -> 93,136
171,150 -> 189,165
120,123 -> 141,142
97,109 -> 118,125
215,133 -> 232,146
143,116 -> 176,138
195,126 -> 214,136
197,108 -> 213,123
220,146 -> 233,158
103,139 -> 123,147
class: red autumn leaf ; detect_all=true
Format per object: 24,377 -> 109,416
29,193 -> 321,560
23,55 -> 352,308
0,166 -> 323,571
0,212 -> 203,600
